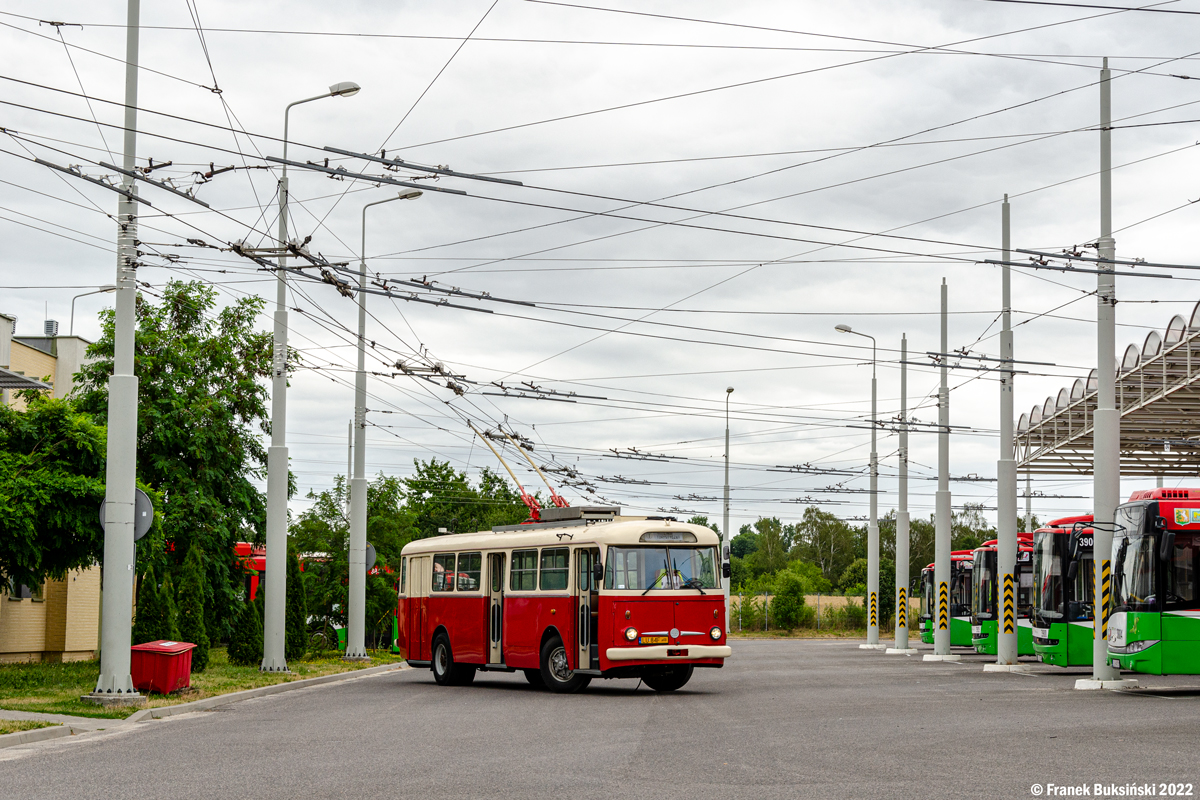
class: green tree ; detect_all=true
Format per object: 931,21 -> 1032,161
177,545 -> 210,672
770,571 -> 807,630
75,280 -> 278,643
686,516 -> 721,537
132,569 -> 167,645
748,517 -> 788,575
227,599 -> 263,666
730,530 -> 760,559
838,558 -> 868,594
952,503 -> 995,552
0,395 -> 107,589
791,506 -> 858,586
285,550 -> 307,661
1018,513 -> 1042,533
783,559 -> 832,594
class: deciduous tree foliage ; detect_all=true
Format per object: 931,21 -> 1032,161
0,395 -> 107,589
76,281 -> 277,643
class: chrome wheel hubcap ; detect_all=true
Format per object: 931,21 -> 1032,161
549,646 -> 572,682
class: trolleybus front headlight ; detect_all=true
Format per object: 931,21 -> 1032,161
710,626 -> 722,640
624,627 -> 638,641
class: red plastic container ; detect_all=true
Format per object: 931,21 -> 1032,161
130,640 -> 196,694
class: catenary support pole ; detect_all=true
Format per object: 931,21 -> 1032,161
1025,472 -> 1032,533
723,387 -> 733,623
993,195 -> 1021,669
1088,57 -> 1122,684
93,0 -> 142,701
926,279 -> 958,661
888,335 -> 915,654
346,421 -> 353,515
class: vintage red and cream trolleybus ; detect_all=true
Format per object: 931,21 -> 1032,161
396,507 -> 731,693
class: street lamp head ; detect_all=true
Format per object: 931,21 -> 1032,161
834,323 -> 853,334
99,284 -> 117,293
726,387 -> 734,394
398,190 -> 423,200
329,81 -> 361,97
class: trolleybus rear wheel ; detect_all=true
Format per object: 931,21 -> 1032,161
642,664 -> 693,692
539,637 -> 591,694
432,633 -> 476,686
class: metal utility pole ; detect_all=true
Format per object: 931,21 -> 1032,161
346,420 -> 353,515
93,0 -> 142,702
926,279 -> 958,661
992,195 -> 1021,670
888,334 -> 915,654
263,81 -> 360,673
723,387 -> 734,620
346,191 -> 421,662
1088,58 -> 1122,685
1025,473 -> 1032,533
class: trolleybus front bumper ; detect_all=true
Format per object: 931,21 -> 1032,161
606,645 -> 732,661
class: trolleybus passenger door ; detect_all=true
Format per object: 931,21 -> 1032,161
409,556 -> 430,661
488,553 -> 505,665
576,548 -> 600,670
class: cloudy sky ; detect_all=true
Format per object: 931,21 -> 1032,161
4,0 -> 1200,533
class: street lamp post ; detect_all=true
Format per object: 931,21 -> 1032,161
836,324 -> 882,649
345,190 -> 422,661
69,285 -> 117,336
723,386 -> 733,620
263,81 -> 360,673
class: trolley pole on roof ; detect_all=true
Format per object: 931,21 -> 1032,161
926,279 -> 959,661
992,194 -> 1021,669
91,0 -> 142,703
1085,57 -> 1123,686
887,334 -> 916,654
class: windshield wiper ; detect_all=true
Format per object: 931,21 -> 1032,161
641,571 -> 667,596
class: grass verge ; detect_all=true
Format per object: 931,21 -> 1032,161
0,719 -> 56,735
0,647 -> 405,720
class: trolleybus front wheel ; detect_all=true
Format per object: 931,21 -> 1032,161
642,664 -> 693,692
539,637 -> 591,694
432,633 -> 476,686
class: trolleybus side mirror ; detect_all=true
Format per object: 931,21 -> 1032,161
1066,558 -> 1078,582
1160,530 -> 1176,562
722,562 -> 731,579
593,562 -> 604,584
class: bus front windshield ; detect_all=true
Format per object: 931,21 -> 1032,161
1032,531 -> 1063,623
972,550 -> 997,619
605,546 -> 718,591
1113,504 -> 1155,613
921,571 -> 934,619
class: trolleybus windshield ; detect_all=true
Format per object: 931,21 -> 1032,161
972,550 -> 997,619
605,546 -> 718,591
1033,531 -> 1063,621
1113,505 -> 1156,613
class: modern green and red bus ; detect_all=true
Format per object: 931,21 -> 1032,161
1107,488 -> 1200,676
917,551 -> 974,646
1031,515 -> 1095,667
971,533 -> 1035,656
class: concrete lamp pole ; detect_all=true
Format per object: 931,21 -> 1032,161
69,285 -> 117,336
723,387 -> 733,621
345,190 -> 422,661
835,324 -> 884,650
263,80 -> 360,674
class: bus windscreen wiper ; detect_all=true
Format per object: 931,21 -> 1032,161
642,571 -> 667,595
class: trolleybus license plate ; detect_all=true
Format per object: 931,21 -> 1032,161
640,636 -> 669,645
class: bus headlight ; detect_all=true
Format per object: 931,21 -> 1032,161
710,626 -> 722,640
624,627 -> 638,641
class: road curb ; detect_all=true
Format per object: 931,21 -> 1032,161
0,724 -> 79,749
126,662 -> 406,723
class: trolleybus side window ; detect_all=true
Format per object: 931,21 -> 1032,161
1166,535 -> 1197,609
432,553 -> 455,592
457,552 -> 482,592
540,548 -> 569,591
400,557 -> 407,594
511,549 -> 537,591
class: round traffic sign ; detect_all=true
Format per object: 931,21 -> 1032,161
98,489 -> 155,541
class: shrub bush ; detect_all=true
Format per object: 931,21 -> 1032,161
770,572 -> 807,630
285,551 -> 307,662
177,545 -> 210,672
227,599 -> 263,666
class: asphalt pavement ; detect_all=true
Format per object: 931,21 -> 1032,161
1,639 -> 1196,800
